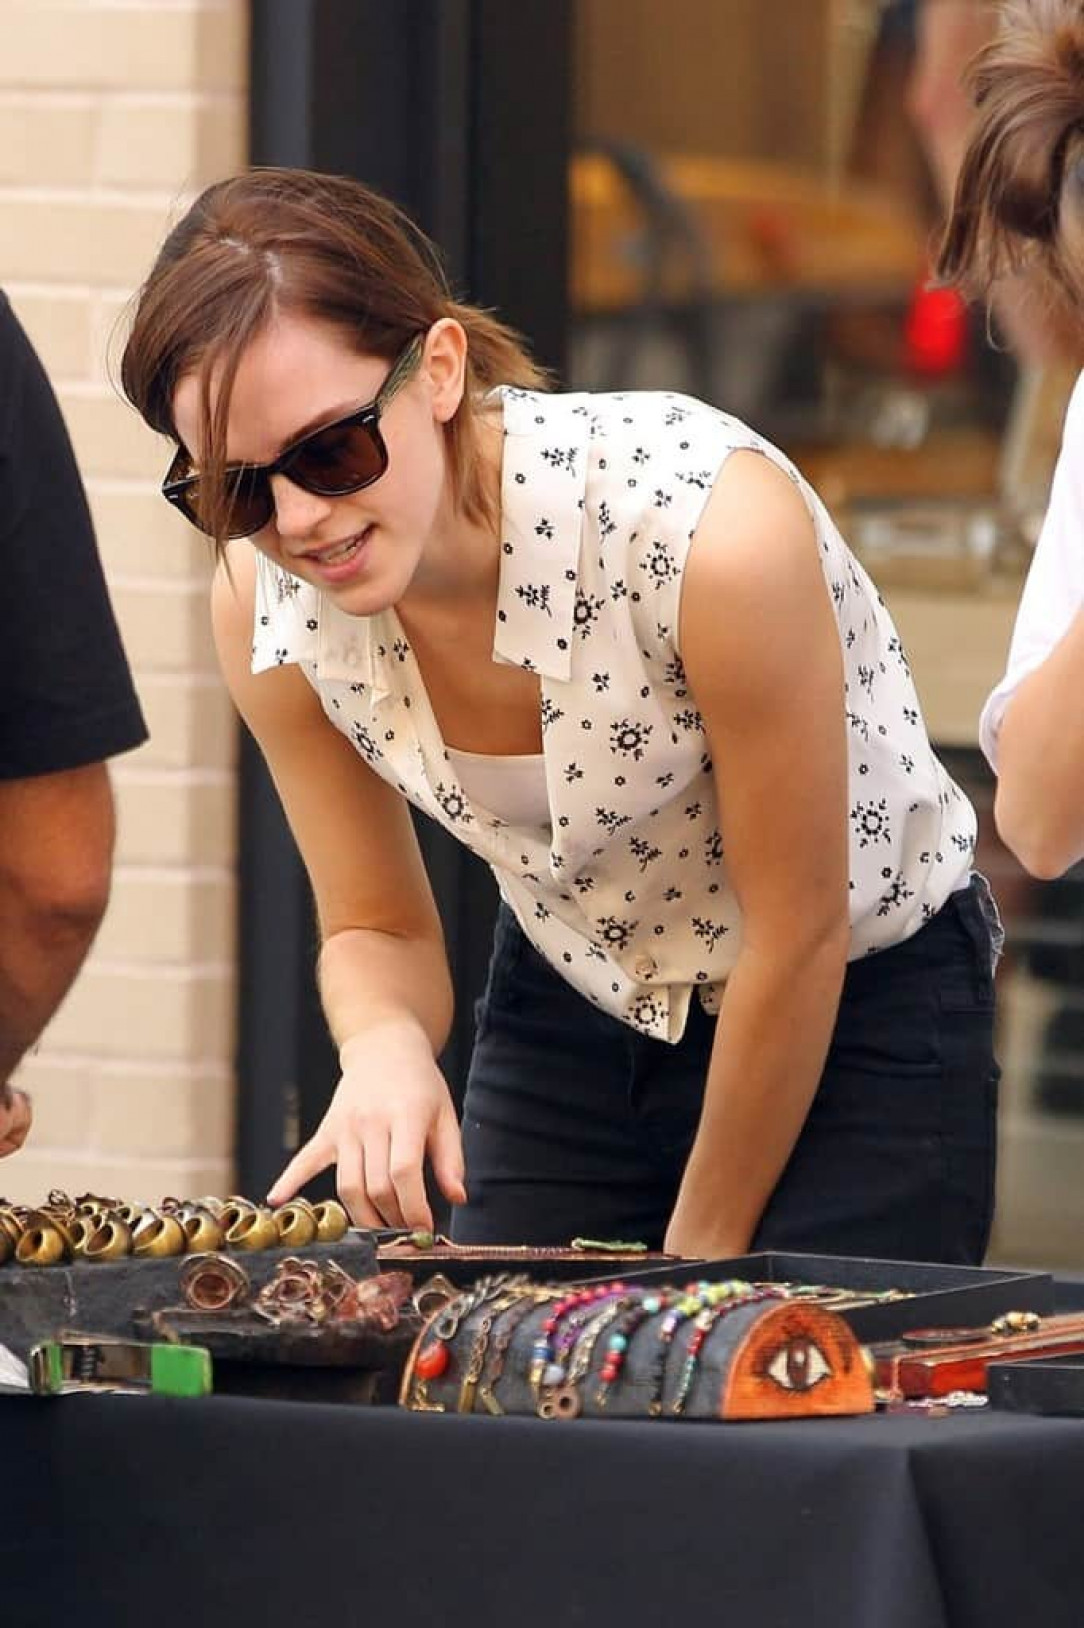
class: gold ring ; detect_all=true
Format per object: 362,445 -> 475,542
15,1217 -> 69,1267
274,1200 -> 319,1249
225,1206 -> 280,1251
181,1210 -> 226,1253
83,1217 -> 133,1262
313,1199 -> 349,1243
131,1212 -> 187,1258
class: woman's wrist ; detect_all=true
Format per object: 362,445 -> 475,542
337,1014 -> 434,1071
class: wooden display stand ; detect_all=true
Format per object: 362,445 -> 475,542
401,1285 -> 874,1422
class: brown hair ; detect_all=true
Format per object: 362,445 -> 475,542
120,167 -> 548,545
937,0 -> 1084,335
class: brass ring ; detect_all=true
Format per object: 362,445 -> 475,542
131,1212 -> 187,1258
75,1191 -> 120,1213
218,1198 -> 257,1234
83,1217 -> 133,1262
15,1217 -> 70,1267
274,1200 -> 319,1249
69,1215 -> 105,1259
313,1199 -> 349,1243
181,1210 -> 226,1253
180,1252 -> 250,1312
224,1206 -> 280,1251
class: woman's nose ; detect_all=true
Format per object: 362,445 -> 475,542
269,472 -> 334,538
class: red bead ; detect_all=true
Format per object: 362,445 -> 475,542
415,1341 -> 449,1380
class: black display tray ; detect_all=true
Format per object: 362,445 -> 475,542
987,1354 -> 1084,1417
0,1236 -> 378,1362
1052,1271 -> 1084,1314
581,1252 -> 1055,1342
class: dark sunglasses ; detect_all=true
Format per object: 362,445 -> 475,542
162,333 -> 425,540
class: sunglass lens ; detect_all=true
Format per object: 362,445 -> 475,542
291,420 -> 386,494
173,467 -> 270,539
223,466 -> 273,537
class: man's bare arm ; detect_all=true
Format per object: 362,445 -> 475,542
0,762 -> 116,1152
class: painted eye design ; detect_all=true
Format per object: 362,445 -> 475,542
765,1337 -> 832,1393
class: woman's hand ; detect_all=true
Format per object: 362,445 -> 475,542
266,1021 -> 467,1229
0,1084 -> 32,1157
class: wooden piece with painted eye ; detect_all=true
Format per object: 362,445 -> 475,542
718,1303 -> 874,1419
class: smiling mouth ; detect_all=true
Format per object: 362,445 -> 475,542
305,525 -> 372,566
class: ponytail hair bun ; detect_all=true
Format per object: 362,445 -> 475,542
938,0 -> 1084,316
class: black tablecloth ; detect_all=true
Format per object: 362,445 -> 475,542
4,1395 -> 1084,1628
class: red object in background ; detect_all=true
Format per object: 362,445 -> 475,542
904,274 -> 970,377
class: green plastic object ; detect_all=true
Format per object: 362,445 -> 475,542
29,1335 -> 212,1397
149,1343 -> 212,1397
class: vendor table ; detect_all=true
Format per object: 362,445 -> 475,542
4,1395 -> 1084,1628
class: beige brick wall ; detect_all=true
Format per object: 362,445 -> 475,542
0,0 -> 249,1205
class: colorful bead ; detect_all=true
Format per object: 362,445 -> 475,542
529,1281 -> 628,1396
595,1289 -> 675,1408
647,1280 -> 758,1416
414,1340 -> 450,1381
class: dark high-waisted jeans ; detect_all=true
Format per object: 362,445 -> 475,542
452,874 -> 1002,1263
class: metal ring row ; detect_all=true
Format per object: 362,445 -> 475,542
0,1191 -> 349,1268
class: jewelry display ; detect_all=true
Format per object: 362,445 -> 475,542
401,1273 -> 876,1422
405,1273 -> 533,1412
251,1258 -> 414,1329
0,1190 -> 352,1267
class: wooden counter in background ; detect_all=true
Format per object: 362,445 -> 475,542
571,152 -> 924,313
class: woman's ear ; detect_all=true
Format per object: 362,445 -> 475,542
423,318 -> 468,423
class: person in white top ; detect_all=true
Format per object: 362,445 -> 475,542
120,167 -> 999,1263
940,0 -> 1084,878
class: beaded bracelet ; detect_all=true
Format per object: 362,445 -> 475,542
595,1290 -> 672,1408
646,1280 -> 755,1418
669,1285 -> 784,1416
537,1293 -> 638,1420
528,1281 -> 627,1397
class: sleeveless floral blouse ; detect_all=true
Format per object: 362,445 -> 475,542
252,386 -> 975,1042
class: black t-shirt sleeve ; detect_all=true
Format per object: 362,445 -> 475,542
0,293 -> 148,778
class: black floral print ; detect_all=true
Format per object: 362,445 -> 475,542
250,384 -> 976,1042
